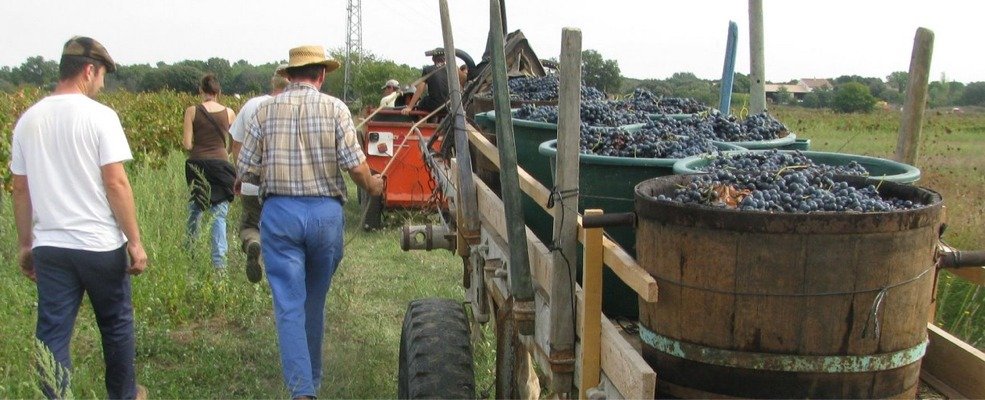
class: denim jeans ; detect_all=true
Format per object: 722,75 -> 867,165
33,245 -> 136,400
260,196 -> 344,399
187,200 -> 230,268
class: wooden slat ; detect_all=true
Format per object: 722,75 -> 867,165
475,177 -> 553,295
579,210 -> 604,398
476,171 -> 655,399
468,127 -> 658,302
576,290 -> 657,399
921,323 -> 985,399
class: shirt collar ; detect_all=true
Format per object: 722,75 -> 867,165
286,82 -> 320,92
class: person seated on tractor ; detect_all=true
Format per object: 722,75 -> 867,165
379,79 -> 401,108
401,47 -> 449,115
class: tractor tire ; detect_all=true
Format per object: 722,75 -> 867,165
358,187 -> 383,231
398,298 -> 475,399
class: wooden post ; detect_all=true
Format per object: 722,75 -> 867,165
719,21 -> 739,114
438,0 -> 480,239
547,27 -> 582,396
894,28 -> 934,165
579,209 -> 605,399
487,0 -> 535,322
748,0 -> 767,114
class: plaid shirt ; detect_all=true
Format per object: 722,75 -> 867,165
237,82 -> 365,202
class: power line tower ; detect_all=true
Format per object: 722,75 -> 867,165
343,0 -> 362,102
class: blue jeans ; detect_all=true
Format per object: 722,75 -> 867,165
261,196 -> 344,399
187,201 -> 230,268
33,245 -> 136,400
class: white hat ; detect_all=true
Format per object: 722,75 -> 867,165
382,79 -> 399,89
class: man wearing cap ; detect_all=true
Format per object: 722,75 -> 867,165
237,45 -> 384,399
10,36 -> 148,399
379,79 -> 401,108
401,48 -> 449,115
229,65 -> 290,284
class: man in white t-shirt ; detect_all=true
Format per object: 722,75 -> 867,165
229,66 -> 289,284
379,79 -> 400,108
10,36 -> 148,400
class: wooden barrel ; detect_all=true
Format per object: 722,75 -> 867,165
634,175 -> 943,399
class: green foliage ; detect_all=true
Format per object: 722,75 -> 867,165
886,71 -> 908,93
581,49 -> 621,95
957,82 -> 985,106
731,72 -> 751,94
832,82 -> 876,113
802,87 -> 834,109
11,56 -> 59,88
34,339 -> 73,399
139,65 -> 202,93
928,75 -> 965,107
772,86 -> 795,106
352,59 -> 418,108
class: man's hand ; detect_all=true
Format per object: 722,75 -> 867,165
233,179 -> 242,196
400,106 -> 412,115
127,241 -> 148,276
18,245 -> 36,282
368,174 -> 385,196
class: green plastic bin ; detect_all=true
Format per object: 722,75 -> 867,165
474,110 -> 558,187
673,150 -> 921,183
778,138 -> 811,151
537,140 -> 745,318
716,131 -> 797,150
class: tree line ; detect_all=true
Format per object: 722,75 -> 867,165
0,50 -> 421,110
4,50 -> 985,113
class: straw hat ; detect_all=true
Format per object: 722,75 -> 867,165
285,45 -> 340,73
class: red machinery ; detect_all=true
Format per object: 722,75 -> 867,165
358,108 -> 444,229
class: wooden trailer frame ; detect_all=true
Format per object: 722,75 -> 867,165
402,1 -> 985,398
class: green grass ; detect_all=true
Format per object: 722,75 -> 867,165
0,107 -> 982,398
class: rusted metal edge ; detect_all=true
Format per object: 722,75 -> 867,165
639,325 -> 927,373
548,349 -> 576,373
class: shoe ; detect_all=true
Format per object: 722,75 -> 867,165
245,241 -> 263,283
136,384 -> 148,400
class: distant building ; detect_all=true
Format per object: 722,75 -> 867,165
764,78 -> 833,102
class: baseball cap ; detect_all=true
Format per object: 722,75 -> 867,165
61,36 -> 117,73
381,79 -> 399,89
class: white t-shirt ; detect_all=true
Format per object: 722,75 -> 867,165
230,94 -> 272,144
10,94 -> 133,251
379,91 -> 400,108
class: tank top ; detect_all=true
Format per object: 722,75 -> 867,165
190,106 -> 230,160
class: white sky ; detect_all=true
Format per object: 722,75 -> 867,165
1,0 -> 981,83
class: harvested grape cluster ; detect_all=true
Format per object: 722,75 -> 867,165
658,168 -> 920,213
496,75 -> 607,102
514,100 -> 650,127
623,88 -> 709,114
579,124 -> 718,159
506,75 -> 558,101
699,150 -> 869,177
648,111 -> 789,142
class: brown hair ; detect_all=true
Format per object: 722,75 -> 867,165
285,64 -> 325,81
58,56 -> 97,80
200,74 -> 221,96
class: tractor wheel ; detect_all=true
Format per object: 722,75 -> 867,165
398,298 -> 475,399
358,187 -> 383,231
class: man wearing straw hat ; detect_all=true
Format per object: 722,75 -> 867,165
229,64 -> 290,284
237,45 -> 383,399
